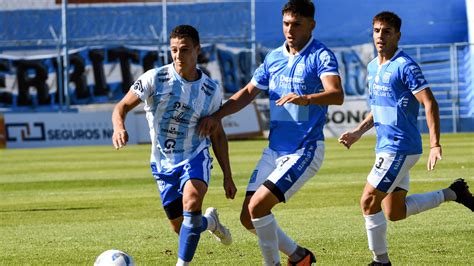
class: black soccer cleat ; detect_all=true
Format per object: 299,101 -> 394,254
287,248 -> 316,266
368,261 -> 391,266
449,178 -> 474,212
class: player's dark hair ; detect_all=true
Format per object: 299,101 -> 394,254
373,11 -> 402,32
170,25 -> 200,46
282,0 -> 315,19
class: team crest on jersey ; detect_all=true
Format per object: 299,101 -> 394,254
295,63 -> 305,76
319,50 -> 331,68
382,72 -> 391,83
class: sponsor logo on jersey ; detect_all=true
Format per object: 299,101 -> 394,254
382,72 -> 391,83
295,63 -> 305,76
160,126 -> 184,137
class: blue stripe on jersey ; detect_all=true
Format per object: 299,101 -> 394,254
273,143 -> 317,194
376,154 -> 407,192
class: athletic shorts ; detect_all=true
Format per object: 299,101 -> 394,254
367,152 -> 421,193
150,148 -> 212,219
246,141 -> 324,202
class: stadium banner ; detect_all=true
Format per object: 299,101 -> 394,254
3,112 -> 137,148
324,98 -> 375,138
0,113 -> 5,148
0,43 -> 373,109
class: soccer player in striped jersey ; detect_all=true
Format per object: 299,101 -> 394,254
112,25 -> 237,266
199,1 -> 344,265
338,11 -> 473,266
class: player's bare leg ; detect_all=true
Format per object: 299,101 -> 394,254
169,216 -> 184,234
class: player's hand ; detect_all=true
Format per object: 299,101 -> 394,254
112,129 -> 128,150
223,176 -> 237,199
198,115 -> 220,137
427,146 -> 442,171
275,93 -> 309,106
338,131 -> 361,149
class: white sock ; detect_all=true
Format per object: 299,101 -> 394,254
276,227 -> 297,256
252,214 -> 280,265
364,211 -> 388,259
176,258 -> 189,266
248,227 -> 297,256
405,190 -> 444,217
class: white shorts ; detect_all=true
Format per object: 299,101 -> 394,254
367,152 -> 421,193
246,141 -> 324,202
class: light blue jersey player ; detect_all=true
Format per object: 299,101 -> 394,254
112,25 -> 237,266
338,11 -> 473,266
199,1 -> 344,264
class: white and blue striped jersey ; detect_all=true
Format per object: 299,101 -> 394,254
252,37 -> 339,155
367,49 -> 429,155
130,64 -> 222,171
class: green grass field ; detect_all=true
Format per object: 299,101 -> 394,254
1,133 -> 473,265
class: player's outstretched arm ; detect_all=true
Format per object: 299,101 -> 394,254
415,88 -> 442,171
210,121 -> 237,199
112,91 -> 141,150
198,82 -> 261,137
338,112 -> 374,149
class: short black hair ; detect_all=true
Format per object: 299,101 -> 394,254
282,0 -> 315,19
169,25 -> 200,46
373,11 -> 402,32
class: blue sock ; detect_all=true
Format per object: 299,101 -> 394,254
200,215 -> 208,233
178,211 -> 203,262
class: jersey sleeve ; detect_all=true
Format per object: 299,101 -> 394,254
401,62 -> 429,94
209,84 -> 224,114
316,48 -> 339,78
251,60 -> 270,90
129,69 -> 157,101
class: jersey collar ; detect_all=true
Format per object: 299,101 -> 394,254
377,48 -> 403,66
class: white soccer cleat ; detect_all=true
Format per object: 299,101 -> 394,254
205,207 -> 232,245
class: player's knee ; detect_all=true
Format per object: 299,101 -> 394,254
360,194 -> 376,214
247,199 -> 260,218
182,197 -> 202,212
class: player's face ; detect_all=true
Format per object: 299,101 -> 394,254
282,12 -> 315,53
170,37 -> 200,74
372,21 -> 400,57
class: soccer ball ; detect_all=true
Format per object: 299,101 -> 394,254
94,249 -> 135,266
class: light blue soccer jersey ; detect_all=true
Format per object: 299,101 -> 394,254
130,64 -> 222,171
367,49 -> 429,155
252,37 -> 339,154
